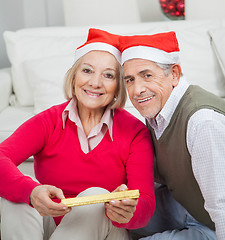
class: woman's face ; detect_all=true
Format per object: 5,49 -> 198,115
74,51 -> 119,112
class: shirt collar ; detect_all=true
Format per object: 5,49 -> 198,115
62,98 -> 114,140
147,76 -> 190,129
158,75 -> 189,123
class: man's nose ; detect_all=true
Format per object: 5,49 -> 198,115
133,78 -> 146,95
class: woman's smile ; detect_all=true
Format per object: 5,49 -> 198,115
84,89 -> 103,97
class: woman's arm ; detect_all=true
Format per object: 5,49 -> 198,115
0,111 -> 50,204
108,126 -> 156,229
30,184 -> 71,217
105,184 -> 138,224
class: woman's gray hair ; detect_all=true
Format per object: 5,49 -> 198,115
64,56 -> 127,109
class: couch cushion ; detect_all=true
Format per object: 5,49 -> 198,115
3,23 -> 166,107
24,55 -> 73,113
0,68 -> 12,112
0,106 -> 34,143
209,27 -> 225,78
3,32 -> 86,106
3,19 -> 225,108
166,20 -> 225,97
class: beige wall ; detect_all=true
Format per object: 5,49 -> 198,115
63,0 -> 141,26
0,0 -> 165,68
0,0 -> 64,68
137,0 -> 165,22
3,0 -> 225,68
186,0 -> 225,20
62,0 -> 165,26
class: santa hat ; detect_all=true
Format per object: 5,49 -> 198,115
119,31 -> 180,65
74,28 -> 121,64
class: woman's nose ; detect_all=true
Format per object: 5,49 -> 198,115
89,74 -> 102,88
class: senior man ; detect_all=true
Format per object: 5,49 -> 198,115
119,31 -> 225,240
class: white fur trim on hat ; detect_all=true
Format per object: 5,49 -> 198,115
121,46 -> 180,65
74,42 -> 121,64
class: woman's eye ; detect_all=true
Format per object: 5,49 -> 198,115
105,73 -> 114,79
83,68 -> 91,73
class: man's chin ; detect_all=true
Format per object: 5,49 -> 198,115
138,110 -> 149,119
132,103 -> 157,119
139,110 -> 157,119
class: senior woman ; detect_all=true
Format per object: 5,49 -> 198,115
0,28 -> 155,240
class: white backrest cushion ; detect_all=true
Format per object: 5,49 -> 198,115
4,29 -> 87,106
24,55 -> 74,113
209,27 -> 225,78
170,20 -> 225,97
4,19 -> 225,109
111,19 -> 225,97
0,68 -> 12,112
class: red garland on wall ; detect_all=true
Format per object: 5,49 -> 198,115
159,0 -> 185,20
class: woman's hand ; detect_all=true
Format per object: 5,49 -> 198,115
105,184 -> 138,224
30,185 -> 71,217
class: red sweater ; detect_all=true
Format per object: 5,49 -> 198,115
0,102 -> 155,229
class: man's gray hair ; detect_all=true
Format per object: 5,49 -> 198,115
155,62 -> 183,77
155,62 -> 174,76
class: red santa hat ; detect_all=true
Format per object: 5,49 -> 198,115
119,31 -> 180,65
74,28 -> 121,64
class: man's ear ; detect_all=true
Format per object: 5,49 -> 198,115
171,64 -> 181,87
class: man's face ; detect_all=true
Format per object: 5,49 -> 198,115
123,59 -> 179,119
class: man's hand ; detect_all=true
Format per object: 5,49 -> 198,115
30,185 -> 71,217
105,184 -> 138,224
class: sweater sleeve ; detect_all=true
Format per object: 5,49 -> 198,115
0,110 -> 52,204
113,124 -> 156,229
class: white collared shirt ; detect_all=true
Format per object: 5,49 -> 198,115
62,98 -> 113,154
147,77 -> 225,240
147,76 -> 189,139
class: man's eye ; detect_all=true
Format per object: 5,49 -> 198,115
126,78 -> 134,84
144,74 -> 151,78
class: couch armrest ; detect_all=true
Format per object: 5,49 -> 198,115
0,68 -> 12,112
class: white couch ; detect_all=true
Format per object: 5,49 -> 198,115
1,19 -> 225,229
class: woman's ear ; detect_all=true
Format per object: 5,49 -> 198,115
171,64 -> 181,87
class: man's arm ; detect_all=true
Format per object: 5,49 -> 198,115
187,108 -> 225,240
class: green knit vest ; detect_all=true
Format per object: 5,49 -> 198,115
147,85 -> 225,230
